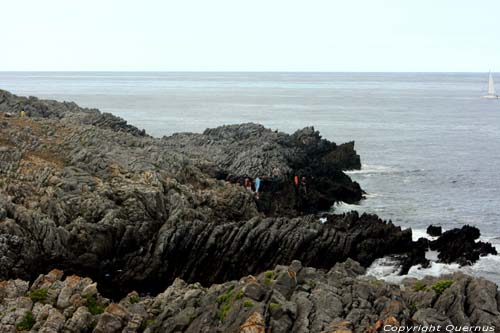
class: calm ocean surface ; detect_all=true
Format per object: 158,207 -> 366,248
1,72 -> 499,283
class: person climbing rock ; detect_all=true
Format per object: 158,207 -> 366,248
255,176 -> 261,199
300,176 -> 307,195
268,167 -> 279,192
244,177 -> 253,192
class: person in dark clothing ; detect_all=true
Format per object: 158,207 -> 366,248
300,176 -> 307,195
244,177 -> 253,192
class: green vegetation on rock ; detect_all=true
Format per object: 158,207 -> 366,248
413,281 -> 427,292
139,319 -> 155,332
217,285 -> 234,305
269,302 -> 281,310
219,302 -> 231,322
28,288 -> 48,302
243,300 -> 254,308
16,311 -> 35,331
431,280 -> 453,294
264,270 -> 275,284
217,285 -> 236,323
234,289 -> 243,300
84,294 -> 105,315
409,301 -> 422,313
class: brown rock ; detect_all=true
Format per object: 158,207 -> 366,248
65,275 -> 81,288
384,316 -> 400,327
240,312 -> 265,333
321,320 -> 353,333
46,269 -> 64,282
105,303 -> 130,320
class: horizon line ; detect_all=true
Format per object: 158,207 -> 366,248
0,70 -> 495,74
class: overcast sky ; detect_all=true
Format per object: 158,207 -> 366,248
2,0 -> 499,72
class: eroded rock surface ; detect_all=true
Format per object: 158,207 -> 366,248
429,225 -> 498,265
162,124 -> 363,214
1,89 -> 498,332
0,89 -> 413,297
1,261 -> 499,333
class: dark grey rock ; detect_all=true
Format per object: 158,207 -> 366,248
0,90 -> 428,298
427,225 -> 442,237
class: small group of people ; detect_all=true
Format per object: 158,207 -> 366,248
225,173 -> 309,201
293,175 -> 308,195
244,176 -> 261,199
226,175 -> 262,199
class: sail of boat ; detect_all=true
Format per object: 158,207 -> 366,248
482,71 -> 499,99
488,72 -> 496,95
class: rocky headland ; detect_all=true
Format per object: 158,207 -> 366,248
0,89 -> 498,332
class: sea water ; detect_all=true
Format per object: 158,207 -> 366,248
1,72 -> 499,284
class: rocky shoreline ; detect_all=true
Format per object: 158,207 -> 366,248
0,89 -> 499,332
1,260 -> 499,332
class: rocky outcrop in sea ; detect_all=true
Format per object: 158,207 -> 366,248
0,89 -> 498,332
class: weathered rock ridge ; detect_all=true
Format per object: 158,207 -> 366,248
1,260 -> 499,333
0,89 -> 396,297
162,124 -> 363,214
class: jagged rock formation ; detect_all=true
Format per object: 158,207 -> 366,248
0,89 -> 415,297
162,124 -> 362,214
0,89 -> 498,332
429,225 -> 498,266
1,260 -> 499,333
0,89 -> 362,216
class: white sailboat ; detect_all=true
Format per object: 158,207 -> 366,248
482,71 -> 499,99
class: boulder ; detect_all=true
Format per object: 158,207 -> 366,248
426,225 -> 442,237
